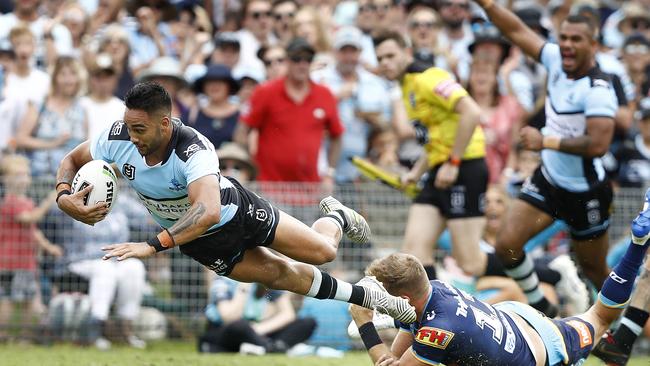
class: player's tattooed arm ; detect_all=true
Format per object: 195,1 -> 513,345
165,175 -> 222,246
168,203 -> 206,238
554,117 -> 614,157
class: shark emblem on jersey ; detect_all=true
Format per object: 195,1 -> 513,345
415,327 -> 454,349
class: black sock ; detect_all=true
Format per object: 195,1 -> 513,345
484,253 -> 506,276
335,209 -> 349,229
534,262 -> 561,286
307,267 -> 365,305
614,306 -> 650,353
423,264 -> 437,280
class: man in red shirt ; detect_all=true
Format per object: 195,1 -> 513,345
236,37 -> 343,185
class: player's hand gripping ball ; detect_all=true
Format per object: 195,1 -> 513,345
71,160 -> 119,213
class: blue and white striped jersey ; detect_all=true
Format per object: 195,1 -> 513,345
540,43 -> 618,192
90,118 -> 239,232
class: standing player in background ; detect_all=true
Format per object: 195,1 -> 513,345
374,30 -> 499,284
349,188 -> 650,366
475,0 -> 618,318
54,82 -> 416,325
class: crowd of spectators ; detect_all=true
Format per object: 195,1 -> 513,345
0,0 -> 649,354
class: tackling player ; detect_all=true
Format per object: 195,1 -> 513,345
54,82 -> 416,324
349,190 -> 650,365
475,0 -> 618,317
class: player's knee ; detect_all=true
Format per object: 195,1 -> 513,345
312,245 -> 337,264
495,230 -> 522,261
457,259 -> 484,277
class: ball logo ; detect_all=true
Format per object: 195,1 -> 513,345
105,181 -> 115,208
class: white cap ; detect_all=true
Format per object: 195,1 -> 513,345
333,26 -> 363,50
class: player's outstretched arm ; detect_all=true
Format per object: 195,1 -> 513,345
56,141 -> 109,225
102,174 -> 222,260
527,116 -> 614,157
350,304 -> 422,366
475,0 -> 545,61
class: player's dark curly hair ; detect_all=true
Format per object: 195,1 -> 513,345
124,82 -> 172,116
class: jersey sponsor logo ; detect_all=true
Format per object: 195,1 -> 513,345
608,271 -> 627,284
593,79 -> 610,89
415,327 -> 454,349
566,320 -> 592,348
208,258 -> 229,273
122,164 -> 136,180
111,121 -> 124,135
434,79 -> 462,100
137,193 -> 192,220
184,143 -> 202,158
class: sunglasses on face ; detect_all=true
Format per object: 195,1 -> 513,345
289,54 -> 314,63
630,18 -> 650,30
250,10 -> 272,19
359,3 -> 391,12
264,57 -> 286,66
441,1 -> 469,9
409,21 -> 438,29
274,12 -> 294,21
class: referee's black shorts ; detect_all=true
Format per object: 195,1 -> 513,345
414,158 -> 488,219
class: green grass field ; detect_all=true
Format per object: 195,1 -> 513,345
0,341 -> 648,366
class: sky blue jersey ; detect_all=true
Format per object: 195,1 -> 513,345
540,43 -> 618,192
90,119 -> 239,232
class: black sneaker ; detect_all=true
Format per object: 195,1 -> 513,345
591,330 -> 630,366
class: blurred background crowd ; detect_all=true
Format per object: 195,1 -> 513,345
0,0 -> 649,357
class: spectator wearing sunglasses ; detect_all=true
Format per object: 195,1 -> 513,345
271,0 -> 297,47
312,26 -> 391,183
407,7 -> 456,73
291,5 -> 334,71
235,0 -> 275,82
436,0 -> 474,83
622,34 -> 650,101
235,37 -> 343,207
258,45 -> 288,80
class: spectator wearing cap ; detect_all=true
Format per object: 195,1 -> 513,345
602,1 -> 650,51
605,98 -> 650,188
138,56 -> 189,118
436,0 -> 473,83
183,64 -> 240,149
353,0 -> 379,69
622,33 -> 650,100
408,7 -> 456,72
235,0 -> 275,81
216,142 -> 257,183
292,5 -> 334,71
0,0 -> 73,69
95,25 -> 135,100
4,26 -> 50,105
236,36 -> 343,193
80,53 -> 125,141
312,26 -> 391,183
257,45 -> 288,80
211,32 -> 241,71
271,0 -> 298,47
58,2 -> 90,60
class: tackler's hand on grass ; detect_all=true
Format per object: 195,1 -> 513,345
102,242 -> 155,261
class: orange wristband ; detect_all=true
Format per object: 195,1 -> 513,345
449,156 -> 461,167
157,229 -> 176,248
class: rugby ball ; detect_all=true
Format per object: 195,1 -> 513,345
71,159 -> 119,211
